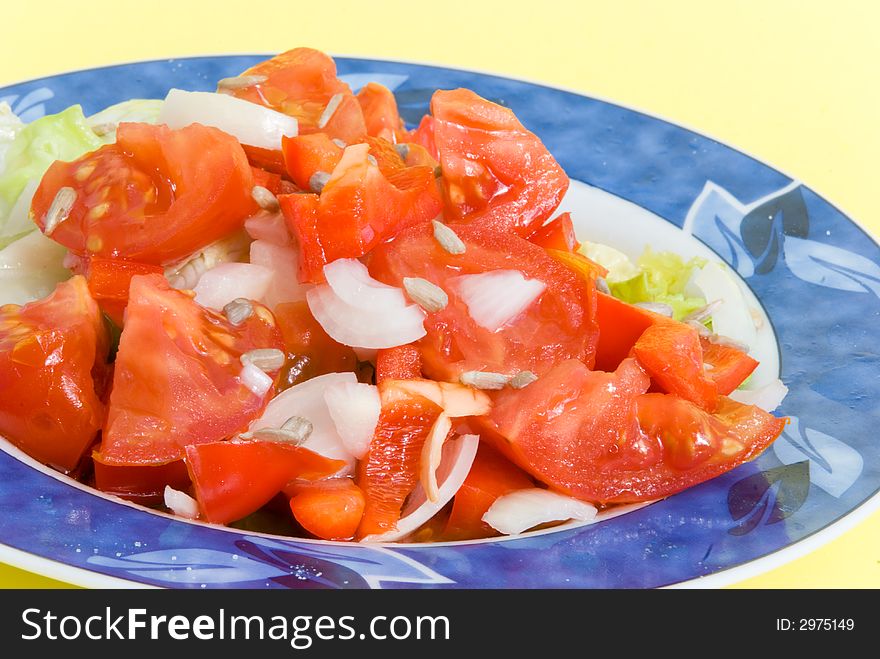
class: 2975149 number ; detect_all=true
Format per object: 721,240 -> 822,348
776,619 -> 855,631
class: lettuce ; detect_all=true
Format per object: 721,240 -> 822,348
87,99 -> 163,143
0,102 -> 24,170
608,247 -> 707,320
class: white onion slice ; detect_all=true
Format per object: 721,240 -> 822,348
0,229 -> 69,306
307,284 -> 426,349
450,270 -> 546,332
245,211 -> 292,246
482,488 -> 598,536
729,378 -> 789,412
164,486 -> 199,519
249,240 -> 310,308
686,262 -> 757,351
323,258 -> 408,310
250,372 -> 357,468
193,262 -> 272,310
382,379 -> 491,417
420,413 -> 452,503
323,381 -> 381,459
239,362 -> 273,397
159,89 -> 298,150
361,434 -> 480,542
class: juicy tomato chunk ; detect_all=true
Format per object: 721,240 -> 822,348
633,320 -> 719,412
443,442 -> 534,541
250,165 -> 284,194
528,213 -> 579,253
289,479 -> 366,540
97,274 -> 285,466
243,146 -> 288,177
431,88 -> 569,236
273,300 -> 358,389
484,358 -> 652,502
405,115 -> 439,160
282,133 -> 344,190
0,276 -> 108,472
368,223 -> 598,380
594,292 -> 661,372
228,48 -> 366,142
356,385 -> 443,538
186,440 -> 345,524
375,344 -> 422,383
700,337 -> 759,395
92,457 -> 190,505
83,258 -> 164,326
280,144 -> 442,283
356,82 -> 406,142
32,122 -> 255,266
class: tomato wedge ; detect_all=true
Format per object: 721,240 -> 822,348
356,82 -> 406,142
82,258 -> 164,326
368,223 -> 598,380
97,274 -> 284,466
594,292 -> 662,371
186,440 -> 345,524
431,88 -> 569,236
444,442 -> 534,541
282,133 -> 344,190
288,479 -> 366,540
0,276 -> 108,472
92,457 -> 190,504
375,344 -> 422,383
356,385 -> 443,538
528,213 -> 579,252
700,337 -> 759,395
32,122 -> 255,266
228,48 -> 366,143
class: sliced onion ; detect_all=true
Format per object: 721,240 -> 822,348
450,270 -> 546,332
249,240 -> 310,308
164,485 -> 199,519
686,262 -> 757,351
420,413 -> 452,503
384,379 -> 491,417
361,434 -> 480,542
482,488 -> 598,535
0,229 -> 69,306
159,89 -> 298,150
323,258 -> 408,309
245,210 -> 292,246
323,381 -> 381,459
193,262 -> 272,310
729,378 -> 789,412
250,372 -> 357,468
307,284 -> 426,349
239,362 -> 273,397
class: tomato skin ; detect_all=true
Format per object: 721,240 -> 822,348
594,292 -> 660,372
700,337 -> 758,395
282,133 -> 344,190
375,344 -> 422,382
528,213 -> 579,253
32,122 -> 255,266
0,276 -> 108,473
92,456 -> 190,505
431,88 -> 569,236
443,442 -> 534,540
368,223 -> 599,380
83,258 -> 164,326
357,386 -> 443,538
243,146 -> 288,177
97,274 -> 285,466
356,82 -> 406,142
186,440 -> 345,524
289,479 -> 366,540
405,115 -> 439,160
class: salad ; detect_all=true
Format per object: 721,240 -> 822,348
0,48 -> 787,543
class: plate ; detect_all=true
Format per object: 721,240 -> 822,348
1,55 -> 879,589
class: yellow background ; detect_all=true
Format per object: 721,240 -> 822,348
0,0 -> 878,588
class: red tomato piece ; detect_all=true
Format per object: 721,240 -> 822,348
0,277 -> 108,473
186,440 -> 345,524
633,320 -> 720,412
357,386 -> 443,538
443,442 -> 534,540
431,88 -> 569,236
229,48 -> 366,142
594,292 -> 661,372
250,165 -> 284,194
405,115 -> 439,160
700,337 -> 759,395
83,258 -> 164,326
289,479 -> 366,540
282,133 -> 343,190
32,122 -> 255,266
375,344 -> 422,383
368,223 -> 598,380
96,274 -> 284,466
92,456 -> 190,505
273,300 -> 358,389
243,146 -> 288,177
528,213 -> 580,252
356,82 -> 406,142
280,144 -> 442,283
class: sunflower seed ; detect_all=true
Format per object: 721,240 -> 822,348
431,220 -> 466,255
707,334 -> 750,352
90,122 -> 116,137
686,320 -> 712,337
702,362 -> 715,371
251,185 -> 280,212
682,299 -> 723,324
634,301 -> 674,317
367,154 -> 378,167
403,277 -> 448,312
309,170 -> 331,194
43,187 -> 77,235
217,74 -> 267,90
595,277 -> 611,295
332,138 -> 347,149
223,298 -> 254,326
460,370 -> 510,390
394,143 -> 410,160
281,415 -> 314,442
433,165 -> 443,178
317,93 -> 343,129
240,348 -> 286,372
510,371 -> 538,389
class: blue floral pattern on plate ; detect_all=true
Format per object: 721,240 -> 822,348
1,56 -> 878,588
